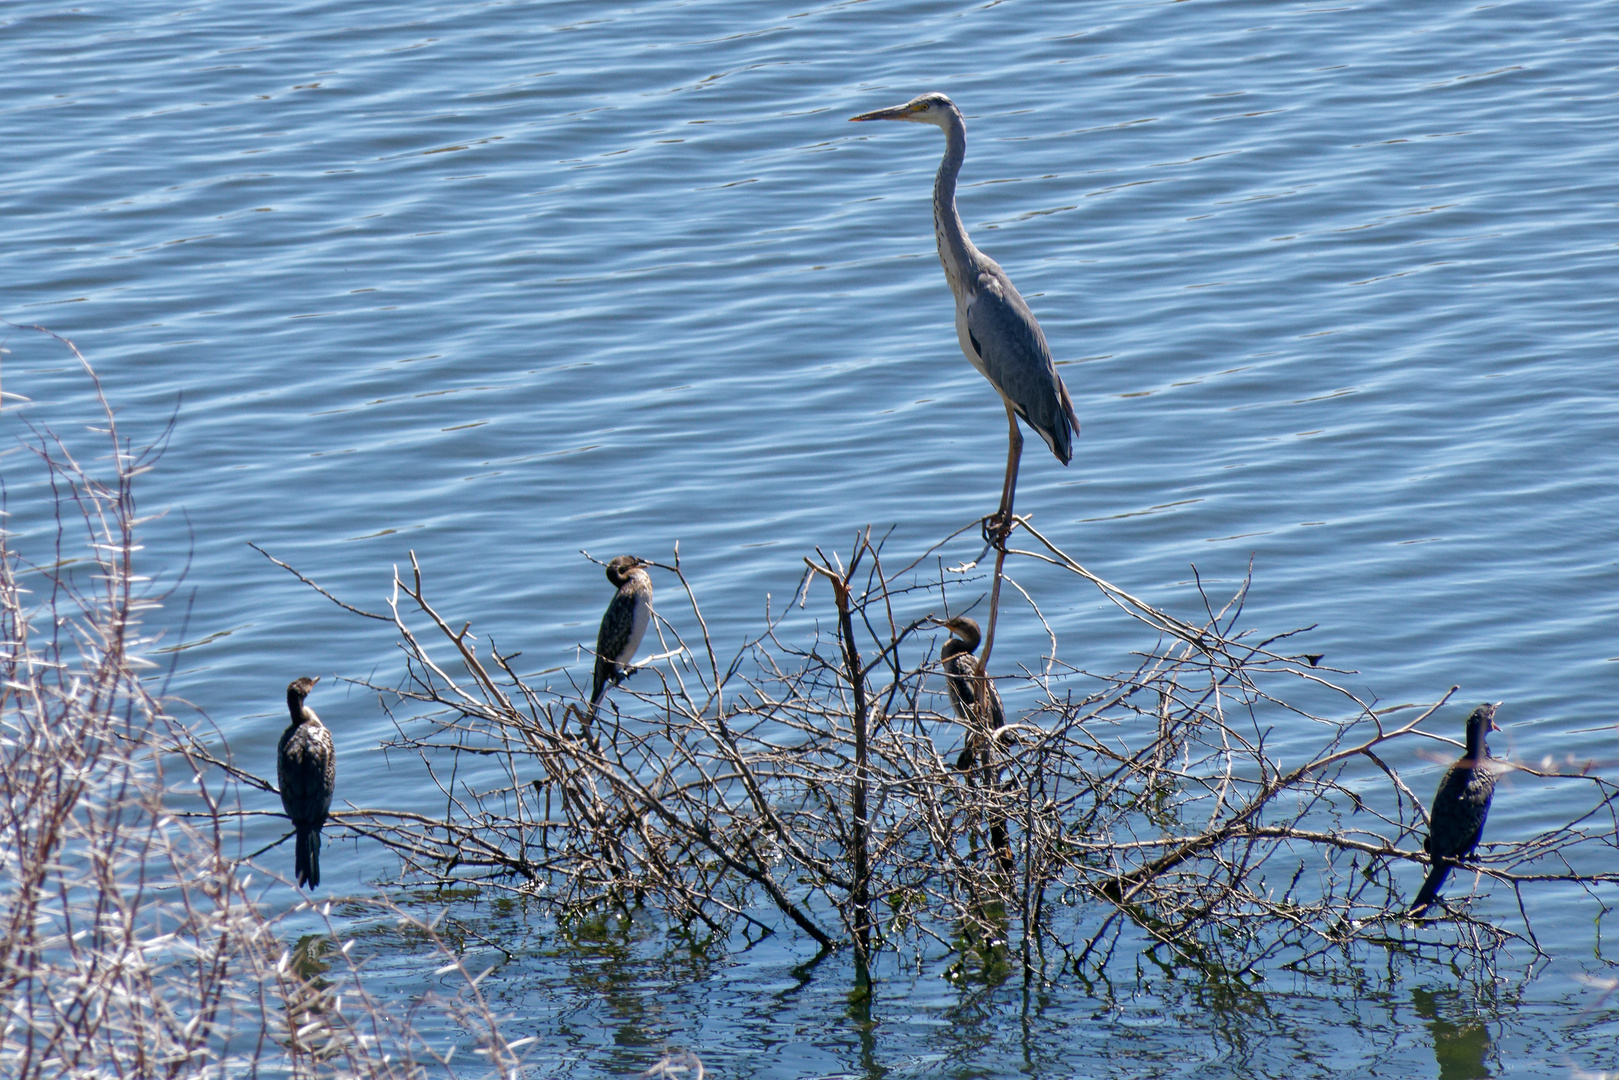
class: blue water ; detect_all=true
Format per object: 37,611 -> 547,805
5,0 -> 1619,1074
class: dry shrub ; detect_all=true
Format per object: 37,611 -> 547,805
0,328 -> 520,1078
266,509 -> 1619,988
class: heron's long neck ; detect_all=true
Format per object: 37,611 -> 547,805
932,112 -> 975,288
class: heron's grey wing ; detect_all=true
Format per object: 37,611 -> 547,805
965,269 -> 1079,463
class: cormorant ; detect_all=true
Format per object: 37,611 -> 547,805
587,556 -> 654,722
934,614 -> 1016,877
1408,702 -> 1500,917
278,676 -> 335,889
934,615 -> 1004,771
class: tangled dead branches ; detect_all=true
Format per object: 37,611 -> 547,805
260,511 -> 1619,987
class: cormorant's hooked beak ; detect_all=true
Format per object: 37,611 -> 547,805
849,103 -> 921,123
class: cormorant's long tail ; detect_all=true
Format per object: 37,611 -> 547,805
1407,860 -> 1451,916
295,825 -> 322,889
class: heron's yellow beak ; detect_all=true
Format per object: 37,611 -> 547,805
849,103 -> 920,122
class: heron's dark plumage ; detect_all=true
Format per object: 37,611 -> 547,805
1408,703 -> 1500,917
278,676 -> 335,889
588,556 -> 654,720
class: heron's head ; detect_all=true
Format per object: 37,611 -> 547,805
605,555 -> 651,587
287,676 -> 319,711
849,92 -> 959,128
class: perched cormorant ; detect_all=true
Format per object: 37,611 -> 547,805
934,615 -> 1004,771
587,556 -> 654,721
935,614 -> 1016,877
278,676 -> 335,889
1408,702 -> 1500,917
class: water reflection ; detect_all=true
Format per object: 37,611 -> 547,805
844,992 -> 883,1080
1412,987 -> 1493,1080
283,934 -> 339,1059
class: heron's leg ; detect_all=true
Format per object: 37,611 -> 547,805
990,402 -> 1024,541
978,404 -> 1022,675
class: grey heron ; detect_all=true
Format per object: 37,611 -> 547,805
1408,703 -> 1500,917
850,92 -> 1080,537
588,555 -> 654,722
933,615 -> 1004,771
278,676 -> 335,889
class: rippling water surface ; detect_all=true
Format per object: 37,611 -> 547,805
5,0 -> 1618,1075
